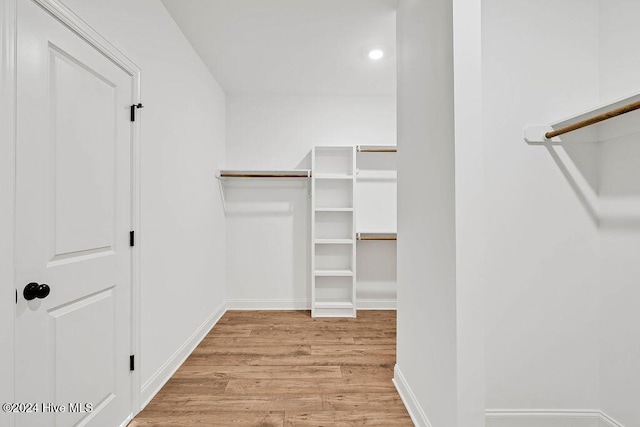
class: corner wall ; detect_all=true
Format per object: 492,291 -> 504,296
395,0 -> 457,425
57,0 -> 227,405
598,2 -> 640,425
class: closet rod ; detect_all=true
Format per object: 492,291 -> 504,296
217,170 -> 311,178
545,100 -> 640,139
356,145 -> 397,153
357,233 -> 397,241
219,174 -> 309,178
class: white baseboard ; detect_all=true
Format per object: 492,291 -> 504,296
140,301 -> 227,408
392,364 -> 433,427
226,298 -> 397,310
485,410 -> 625,427
599,412 -> 625,427
118,414 -> 133,427
356,299 -> 397,310
226,299 -> 310,310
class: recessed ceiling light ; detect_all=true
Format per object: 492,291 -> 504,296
368,49 -> 384,60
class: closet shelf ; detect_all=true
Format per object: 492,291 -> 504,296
314,174 -> 354,180
216,169 -> 311,179
357,145 -> 397,153
315,239 -> 354,244
356,170 -> 397,180
524,91 -> 640,144
314,270 -> 354,277
357,232 -> 397,241
314,301 -> 354,309
314,207 -> 354,212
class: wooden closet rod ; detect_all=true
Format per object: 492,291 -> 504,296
219,173 -> 310,178
357,146 -> 397,153
357,233 -> 397,241
545,100 -> 640,139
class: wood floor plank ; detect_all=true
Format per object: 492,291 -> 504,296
340,365 -> 394,380
171,365 -> 343,380
131,411 -> 285,426
182,354 -> 396,367
201,336 -> 356,346
322,393 -> 406,411
132,310 -> 410,426
192,343 -> 311,356
144,394 -> 323,412
284,410 -> 413,426
353,336 -> 396,345
249,329 -> 389,339
310,344 -> 396,356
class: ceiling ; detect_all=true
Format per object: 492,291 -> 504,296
161,0 -> 397,96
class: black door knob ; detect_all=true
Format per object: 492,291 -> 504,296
24,283 -> 51,301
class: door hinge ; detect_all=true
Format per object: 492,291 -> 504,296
130,103 -> 144,122
130,355 -> 135,371
130,231 -> 135,247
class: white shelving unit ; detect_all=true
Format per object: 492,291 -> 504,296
311,146 -> 356,317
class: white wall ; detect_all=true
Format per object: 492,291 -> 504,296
453,0 -> 485,424
56,0 -> 227,404
598,2 -> 640,425
482,0 -> 601,416
225,95 -> 396,309
395,0 -> 458,425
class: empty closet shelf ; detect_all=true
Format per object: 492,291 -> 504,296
314,239 -> 354,244
314,301 -> 354,309
314,207 -> 354,212
314,174 -> 354,179
314,270 -> 354,277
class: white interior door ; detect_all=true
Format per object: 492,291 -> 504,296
15,0 -> 134,426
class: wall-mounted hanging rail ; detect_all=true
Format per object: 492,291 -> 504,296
356,145 -> 397,153
216,169 -> 311,178
545,100 -> 640,139
216,169 -> 312,213
357,232 -> 397,241
524,92 -> 640,144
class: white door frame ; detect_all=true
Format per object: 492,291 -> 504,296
0,0 -> 143,424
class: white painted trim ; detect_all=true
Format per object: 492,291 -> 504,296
140,302 -> 227,408
485,410 -> 625,427
0,1 -> 17,426
226,299 -> 396,310
118,413 -> 133,427
599,412 -> 625,427
356,299 -> 397,310
226,299 -> 311,310
393,364 -> 433,427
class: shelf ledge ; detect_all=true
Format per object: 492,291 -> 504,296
315,239 -> 354,244
314,207 -> 354,212
314,270 -> 354,277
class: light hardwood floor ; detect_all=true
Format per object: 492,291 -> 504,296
130,310 -> 412,426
